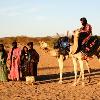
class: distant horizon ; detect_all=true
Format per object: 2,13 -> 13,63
0,33 -> 100,38
0,33 -> 66,38
0,0 -> 100,37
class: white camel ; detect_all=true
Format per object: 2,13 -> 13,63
39,41 -> 50,52
39,37 -> 90,85
39,41 -> 48,49
54,30 -> 99,86
49,32 -> 90,86
70,29 -> 100,86
39,32 -> 99,86
57,47 -> 90,86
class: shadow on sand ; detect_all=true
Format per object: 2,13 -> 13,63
36,68 -> 100,84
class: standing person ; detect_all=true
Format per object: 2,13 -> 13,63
7,41 -> 21,81
27,42 -> 39,78
20,46 -> 30,80
0,44 -> 8,82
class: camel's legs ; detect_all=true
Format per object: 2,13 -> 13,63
79,59 -> 84,86
85,60 -> 91,83
58,55 -> 64,84
72,56 -> 78,86
97,58 -> 100,85
76,60 -> 90,85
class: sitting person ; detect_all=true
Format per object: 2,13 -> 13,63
0,44 -> 8,82
72,17 -> 92,54
80,17 -> 92,35
72,18 -> 99,57
79,17 -> 92,45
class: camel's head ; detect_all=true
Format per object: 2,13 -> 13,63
73,29 -> 80,37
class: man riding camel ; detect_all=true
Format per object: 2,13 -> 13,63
78,17 -> 92,47
80,17 -> 92,35
72,17 -> 92,54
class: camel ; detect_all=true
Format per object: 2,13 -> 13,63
47,33 -> 91,86
39,37 -> 90,85
39,41 -> 50,52
56,45 -> 91,85
52,30 -> 99,86
39,32 -> 99,86
70,29 -> 100,86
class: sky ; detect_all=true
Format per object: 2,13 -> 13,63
0,0 -> 100,37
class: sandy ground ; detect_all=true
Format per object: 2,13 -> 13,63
0,45 -> 100,100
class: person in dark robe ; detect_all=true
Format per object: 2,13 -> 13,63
27,42 -> 39,77
79,17 -> 92,45
20,46 -> 30,80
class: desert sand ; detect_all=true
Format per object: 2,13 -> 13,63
0,45 -> 100,100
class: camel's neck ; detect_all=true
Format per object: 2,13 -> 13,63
73,33 -> 79,44
71,32 -> 79,54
